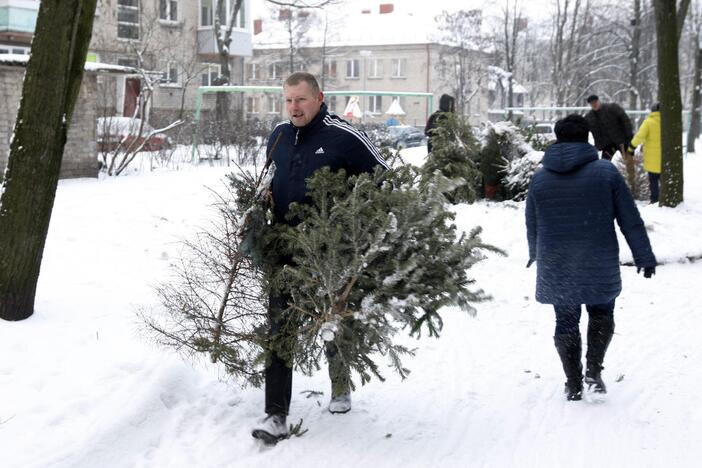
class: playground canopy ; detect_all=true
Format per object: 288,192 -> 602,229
385,98 -> 406,116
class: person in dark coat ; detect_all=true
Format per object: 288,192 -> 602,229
424,94 -> 455,153
252,72 -> 387,444
584,94 -> 633,160
526,114 -> 656,401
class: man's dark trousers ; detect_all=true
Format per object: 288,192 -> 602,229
264,292 -> 351,415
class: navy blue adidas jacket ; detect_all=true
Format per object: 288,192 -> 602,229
267,102 -> 388,223
526,142 -> 656,305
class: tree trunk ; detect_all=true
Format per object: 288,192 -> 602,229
0,0 -> 97,321
630,0 -> 642,111
686,38 -> 702,153
655,0 -> 684,207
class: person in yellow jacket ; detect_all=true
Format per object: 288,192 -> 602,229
628,103 -> 661,203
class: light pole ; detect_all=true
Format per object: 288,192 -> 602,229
359,49 -> 372,121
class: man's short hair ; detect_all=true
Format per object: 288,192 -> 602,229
651,102 -> 660,112
555,114 -> 589,143
284,72 -> 321,94
586,94 -> 599,104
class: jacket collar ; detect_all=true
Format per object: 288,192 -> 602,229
291,102 -> 328,143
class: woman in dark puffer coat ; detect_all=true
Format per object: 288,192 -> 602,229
526,114 -> 656,401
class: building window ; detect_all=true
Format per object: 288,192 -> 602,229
325,60 -> 337,78
247,63 -> 262,80
161,61 -> 180,86
368,95 -> 382,114
268,62 -> 283,80
329,96 -> 337,113
391,58 -> 407,78
346,59 -> 359,79
237,0 -> 246,28
200,0 -> 245,28
200,63 -> 221,86
118,57 -> 138,68
246,96 -> 259,114
159,0 -> 178,21
368,59 -> 382,79
268,95 -> 281,113
117,0 -> 140,40
200,0 -> 213,26
0,45 -> 30,55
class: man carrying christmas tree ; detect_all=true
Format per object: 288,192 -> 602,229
252,72 -> 388,444
526,114 -> 656,401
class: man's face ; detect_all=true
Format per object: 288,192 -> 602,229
284,82 -> 323,127
589,99 -> 601,111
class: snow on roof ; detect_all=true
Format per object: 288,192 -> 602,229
253,9 -> 439,49
0,54 -> 138,74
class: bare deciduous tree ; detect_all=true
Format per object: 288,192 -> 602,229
434,9 -> 489,116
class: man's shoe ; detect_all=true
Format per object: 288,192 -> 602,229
328,393 -> 351,414
251,414 -> 288,445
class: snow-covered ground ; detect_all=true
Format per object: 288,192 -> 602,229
1,148 -> 701,468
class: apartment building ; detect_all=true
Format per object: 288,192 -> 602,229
1,0 -> 253,125
89,0 -> 253,127
245,3 -> 494,127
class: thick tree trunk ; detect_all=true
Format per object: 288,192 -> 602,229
654,0 -> 684,207
630,0 -> 642,111
0,0 -> 97,321
686,40 -> 702,153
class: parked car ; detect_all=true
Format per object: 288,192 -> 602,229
387,125 -> 427,149
96,117 -> 172,152
531,122 -> 556,145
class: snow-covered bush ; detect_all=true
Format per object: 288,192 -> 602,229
502,151 -> 544,201
480,121 -> 532,199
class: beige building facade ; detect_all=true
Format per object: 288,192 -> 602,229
245,4 -> 493,128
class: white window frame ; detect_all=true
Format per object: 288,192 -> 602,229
0,45 -> 30,55
346,59 -> 359,79
247,62 -> 261,80
159,0 -> 179,22
200,0 -> 213,27
246,96 -> 259,114
268,62 -> 282,80
391,58 -> 407,78
268,95 -> 281,114
199,0 -> 247,29
161,61 -> 180,87
368,95 -> 382,114
117,0 -> 140,40
200,63 -> 221,86
367,58 -> 382,79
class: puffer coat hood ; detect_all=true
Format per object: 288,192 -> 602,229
542,142 -> 599,173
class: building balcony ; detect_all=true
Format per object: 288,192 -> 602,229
0,0 -> 38,44
197,27 -> 252,57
